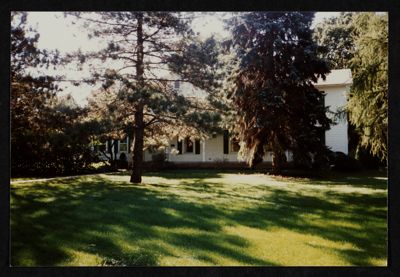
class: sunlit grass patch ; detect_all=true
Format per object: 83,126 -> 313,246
10,169 -> 387,266
224,225 -> 356,266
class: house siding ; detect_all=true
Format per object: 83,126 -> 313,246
164,82 -> 350,163
164,135 -> 289,163
108,70 -> 351,164
318,84 -> 350,154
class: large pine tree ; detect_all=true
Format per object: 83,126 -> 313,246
224,12 -> 331,173
66,12 -> 222,183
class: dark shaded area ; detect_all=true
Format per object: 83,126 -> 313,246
11,176 -> 277,266
11,165 -> 118,179
10,170 -> 387,266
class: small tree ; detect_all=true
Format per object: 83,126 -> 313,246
224,12 -> 331,173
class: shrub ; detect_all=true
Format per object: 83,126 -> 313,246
151,152 -> 166,163
117,153 -> 128,169
355,147 -> 384,170
328,151 -> 363,172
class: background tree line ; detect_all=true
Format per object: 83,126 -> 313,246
11,12 -> 108,176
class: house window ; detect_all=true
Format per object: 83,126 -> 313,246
223,130 -> 229,154
185,137 -> 193,153
108,140 -> 113,153
177,139 -> 182,154
195,139 -> 201,154
119,137 -> 128,152
114,140 -> 119,154
231,138 -> 240,152
174,81 -> 180,90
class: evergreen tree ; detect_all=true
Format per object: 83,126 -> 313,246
314,12 -> 388,163
313,12 -> 356,70
11,12 -> 59,175
348,13 -> 388,162
11,12 -> 106,176
224,12 -> 331,173
65,12 -> 222,183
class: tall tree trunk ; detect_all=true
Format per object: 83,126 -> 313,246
130,104 -> 144,183
130,13 -> 145,183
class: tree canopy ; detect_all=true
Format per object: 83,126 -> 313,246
11,12 -> 58,175
65,12 -> 223,182
348,13 -> 388,162
313,12 -> 356,70
224,12 -> 331,173
314,12 -> 388,163
11,12 -> 106,176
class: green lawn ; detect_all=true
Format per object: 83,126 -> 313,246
10,170 -> 387,266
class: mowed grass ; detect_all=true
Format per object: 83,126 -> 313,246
10,170 -> 387,266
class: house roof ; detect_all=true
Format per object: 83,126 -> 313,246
315,69 -> 353,87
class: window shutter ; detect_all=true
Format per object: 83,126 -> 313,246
128,137 -> 131,153
177,139 -> 182,154
107,139 -> 112,153
114,140 -> 119,154
223,130 -> 229,154
195,139 -> 200,154
174,81 -> 180,90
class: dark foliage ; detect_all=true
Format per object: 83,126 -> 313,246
11,12 -> 102,177
225,12 -> 331,173
117,153 -> 128,169
328,151 -> 362,172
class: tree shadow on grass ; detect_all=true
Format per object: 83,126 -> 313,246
10,176 -> 277,266
112,168 -> 272,180
108,169 -> 225,180
11,171 -> 387,266
141,172 -> 387,265
224,188 -> 387,265
274,170 -> 388,190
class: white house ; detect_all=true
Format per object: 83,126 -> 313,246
100,69 -> 352,164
